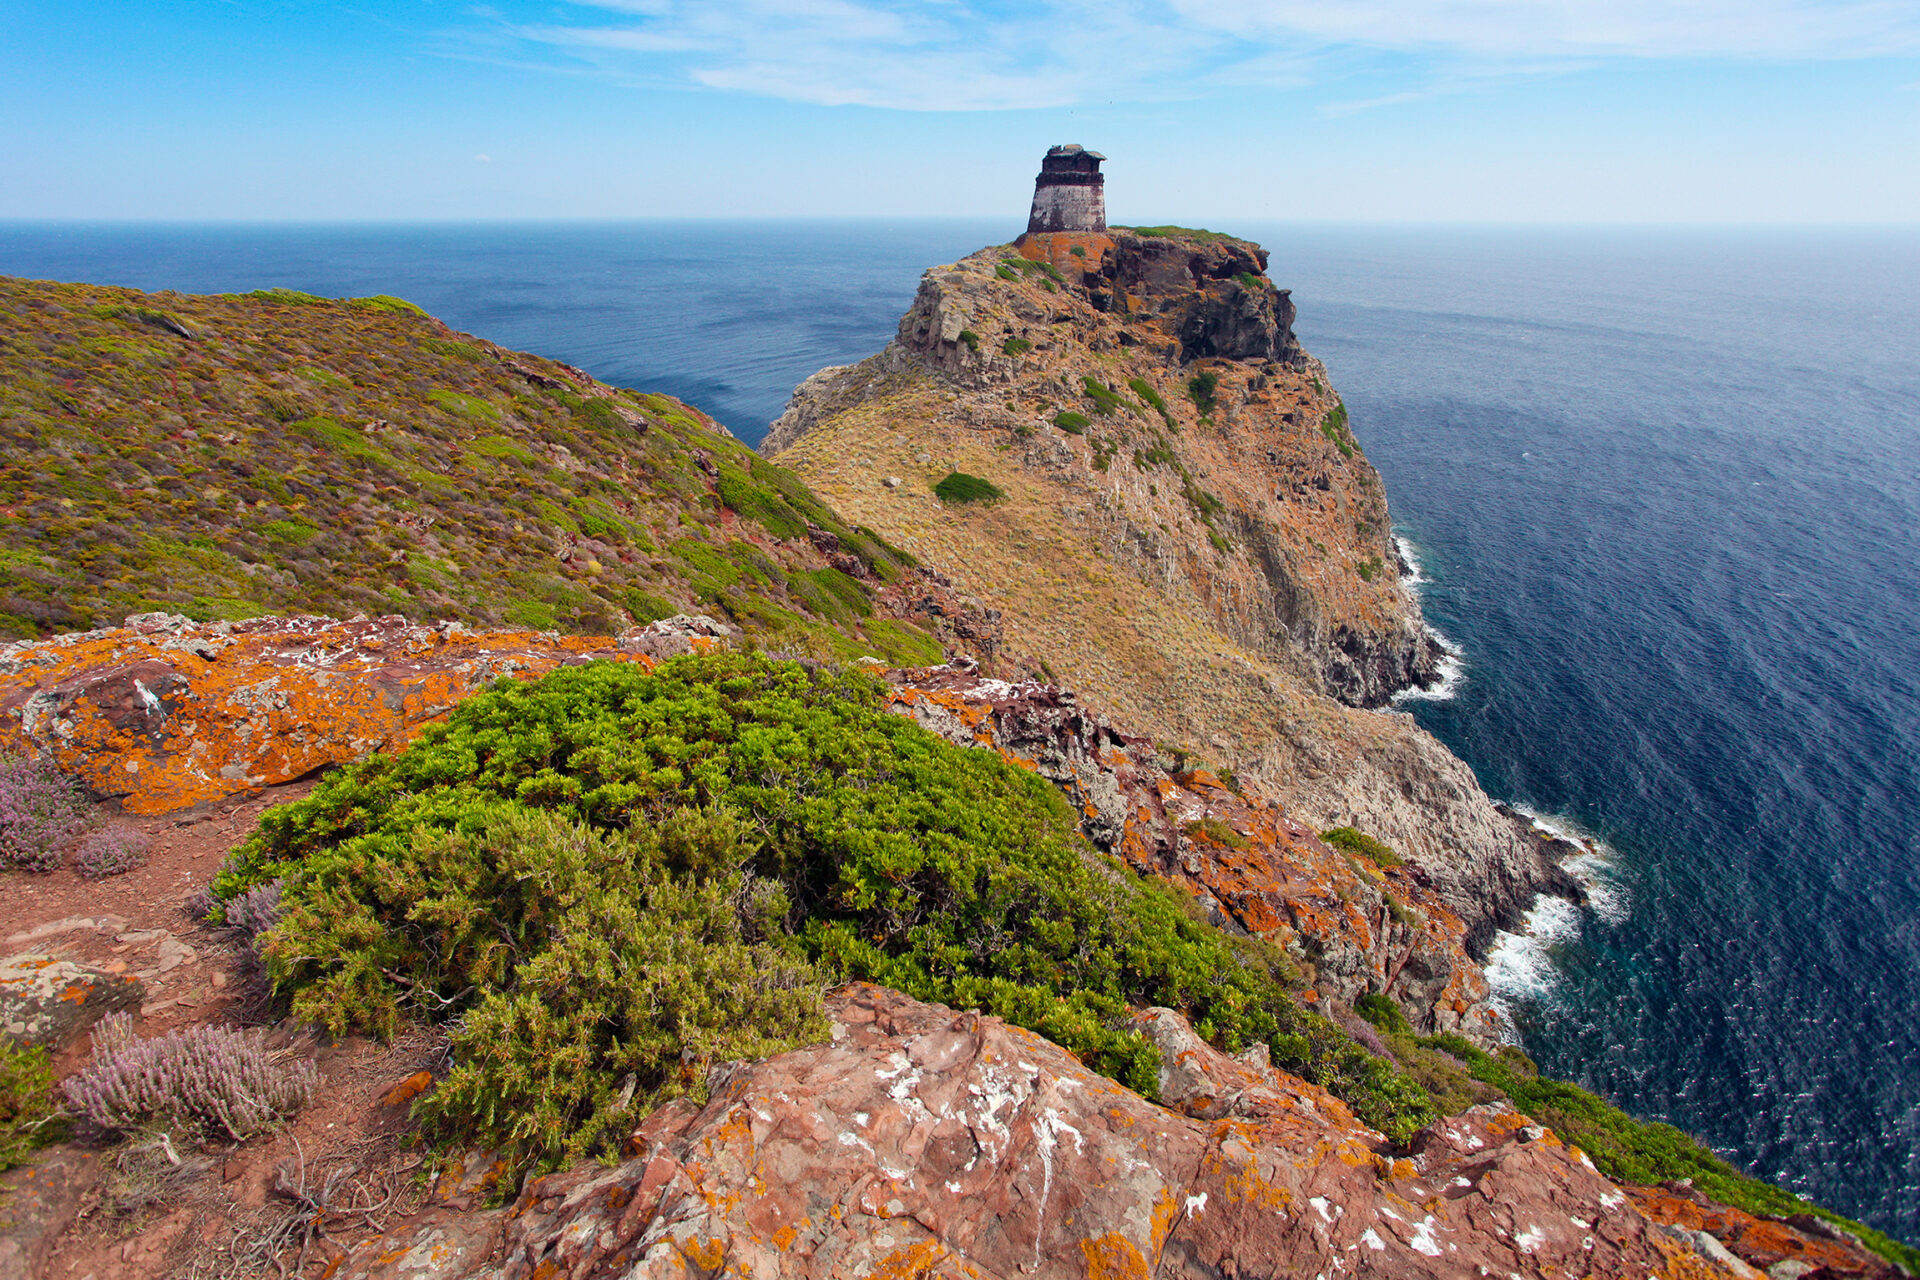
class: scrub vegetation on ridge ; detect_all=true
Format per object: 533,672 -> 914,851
0,276 -> 940,666
211,653 -> 1435,1175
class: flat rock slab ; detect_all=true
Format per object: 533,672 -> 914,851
0,951 -> 142,1048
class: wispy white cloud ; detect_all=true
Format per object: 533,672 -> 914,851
466,0 -> 1920,111
1173,0 -> 1920,59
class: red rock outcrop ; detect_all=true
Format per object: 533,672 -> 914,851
0,612 -> 698,815
330,984 -> 1725,1280
888,664 -> 1501,1037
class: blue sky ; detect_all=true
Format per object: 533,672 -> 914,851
4,1 -> 1917,222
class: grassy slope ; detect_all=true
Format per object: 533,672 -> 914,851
0,277 -> 939,665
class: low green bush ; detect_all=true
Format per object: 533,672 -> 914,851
1322,826 -> 1403,868
1188,371 -> 1218,415
1,1039 -> 62,1171
216,656 -> 1436,1174
1002,337 -> 1033,357
245,288 -> 330,307
348,294 -> 428,316
1129,378 -> 1176,429
1052,410 -> 1090,434
1082,376 -> 1127,416
715,469 -> 807,539
933,471 -> 1005,505
957,329 -> 981,353
1321,403 -> 1355,458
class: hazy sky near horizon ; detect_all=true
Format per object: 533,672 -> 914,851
5,1 -> 1918,224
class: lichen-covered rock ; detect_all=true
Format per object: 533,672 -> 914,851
0,952 -> 142,1048
333,984 -> 1732,1280
888,664 -> 1501,1037
0,613 -> 658,815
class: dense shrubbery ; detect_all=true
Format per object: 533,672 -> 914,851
214,655 -> 1433,1172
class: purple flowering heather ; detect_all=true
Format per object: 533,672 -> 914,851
0,754 -> 91,872
74,824 -> 152,879
63,1013 -> 318,1142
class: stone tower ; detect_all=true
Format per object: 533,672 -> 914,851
1026,144 -> 1106,234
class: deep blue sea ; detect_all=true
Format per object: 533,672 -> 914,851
4,220 -> 1917,1239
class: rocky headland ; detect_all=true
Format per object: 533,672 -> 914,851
767,227 -> 1577,969
1,241 -> 1913,1280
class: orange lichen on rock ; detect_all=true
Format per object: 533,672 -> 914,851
1015,230 -> 1115,279
0,612 -> 666,815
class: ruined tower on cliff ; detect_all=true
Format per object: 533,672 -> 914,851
1026,144 -> 1106,234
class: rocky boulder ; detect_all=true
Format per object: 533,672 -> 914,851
0,613 -> 715,815
0,952 -> 142,1048
334,984 -> 1730,1280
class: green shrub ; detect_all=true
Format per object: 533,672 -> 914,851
996,263 -> 1018,281
1129,378 -> 1176,429
1188,371 -> 1218,415
957,329 -> 980,353
245,288 -> 330,307
1081,376 -> 1127,416
1052,410 -> 1090,435
1321,403 -> 1355,458
470,434 -> 538,464
1355,992 -> 1411,1036
715,469 -> 807,539
1356,556 -> 1384,583
789,567 -> 872,621
1182,817 -> 1248,851
1070,245 -> 1086,258
217,656 -> 1436,1172
1322,826 -> 1403,868
1235,271 -> 1265,293
429,391 -> 501,423
624,589 -> 678,625
933,471 -> 1005,505
423,338 -> 487,364
348,295 -> 427,316
505,600 -> 559,630
1002,337 -> 1033,356
259,519 -> 320,546
0,1039 -> 62,1172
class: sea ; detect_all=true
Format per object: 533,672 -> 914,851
3,219 -> 1917,1238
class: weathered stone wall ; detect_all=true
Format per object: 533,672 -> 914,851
1027,181 -> 1106,233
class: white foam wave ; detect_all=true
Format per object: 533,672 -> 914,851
1391,534 -> 1466,704
1394,628 -> 1466,704
1485,895 -> 1584,1016
1393,533 -> 1429,588
1484,809 -> 1632,1025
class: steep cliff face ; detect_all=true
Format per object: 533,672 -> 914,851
766,230 -> 1437,709
766,230 -> 1567,967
